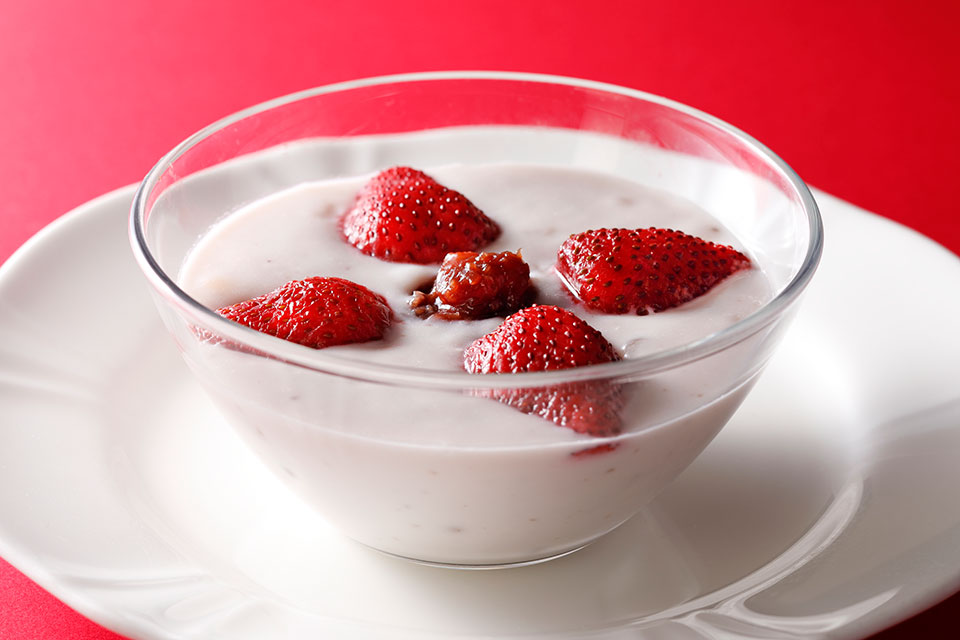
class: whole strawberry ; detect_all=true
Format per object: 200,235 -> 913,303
556,227 -> 751,315
463,305 -> 623,436
217,276 -> 393,349
342,166 -> 500,264
410,250 -> 532,320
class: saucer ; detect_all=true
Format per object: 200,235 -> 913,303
1,186 -> 958,639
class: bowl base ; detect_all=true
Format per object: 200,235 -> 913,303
367,540 -> 595,570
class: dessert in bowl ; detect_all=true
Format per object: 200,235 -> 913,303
130,72 -> 822,567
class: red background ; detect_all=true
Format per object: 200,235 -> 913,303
1,1 -> 957,637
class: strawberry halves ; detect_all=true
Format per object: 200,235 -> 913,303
342,166 -> 500,264
556,227 -> 751,314
464,305 -> 624,436
217,276 -> 393,349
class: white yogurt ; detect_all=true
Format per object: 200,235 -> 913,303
181,164 -> 770,370
170,141 -> 784,565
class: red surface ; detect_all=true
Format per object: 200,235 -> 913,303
0,1 -> 957,638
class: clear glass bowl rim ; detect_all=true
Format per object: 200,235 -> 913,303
129,70 -> 823,390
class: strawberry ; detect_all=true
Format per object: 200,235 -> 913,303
216,276 -> 393,349
463,305 -> 623,436
556,228 -> 751,315
571,442 -> 620,458
410,250 -> 532,320
341,166 -> 500,264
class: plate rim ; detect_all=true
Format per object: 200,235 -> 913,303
1,185 -> 959,640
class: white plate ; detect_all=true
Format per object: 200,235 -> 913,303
1,185 -> 958,639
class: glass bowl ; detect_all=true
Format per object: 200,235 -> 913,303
130,72 -> 822,567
